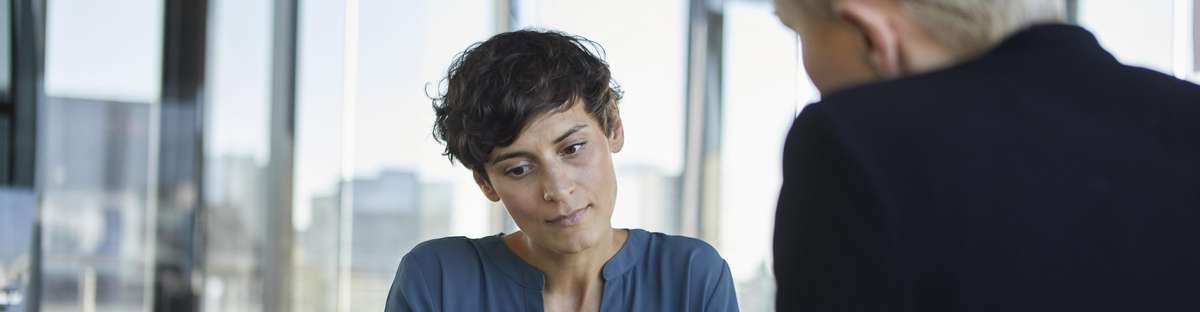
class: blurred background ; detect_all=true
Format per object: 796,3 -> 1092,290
0,0 -> 1196,311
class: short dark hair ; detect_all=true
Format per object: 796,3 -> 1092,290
432,29 -> 622,175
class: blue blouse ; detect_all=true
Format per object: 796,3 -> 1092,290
385,229 -> 739,311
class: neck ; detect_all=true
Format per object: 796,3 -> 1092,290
902,42 -> 956,75
894,23 -> 959,76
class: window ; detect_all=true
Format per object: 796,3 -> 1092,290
291,0 -> 345,311
202,0 -> 274,310
293,1 -> 498,311
38,0 -> 163,310
24,2 -> 1197,312
0,190 -> 35,311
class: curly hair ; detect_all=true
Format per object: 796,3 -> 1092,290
431,29 -> 623,177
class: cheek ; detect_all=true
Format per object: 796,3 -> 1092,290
494,184 -> 542,223
579,149 -> 618,207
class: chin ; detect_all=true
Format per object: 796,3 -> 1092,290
547,225 -> 608,254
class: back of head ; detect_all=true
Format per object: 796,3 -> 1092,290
788,0 -> 1066,56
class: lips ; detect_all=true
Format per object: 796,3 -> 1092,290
547,205 -> 589,226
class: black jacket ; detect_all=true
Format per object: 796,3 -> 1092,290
774,24 -> 1200,311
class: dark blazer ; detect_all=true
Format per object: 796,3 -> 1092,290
774,24 -> 1200,311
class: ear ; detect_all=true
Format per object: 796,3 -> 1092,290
473,171 -> 501,202
606,104 -> 625,153
835,0 -> 902,77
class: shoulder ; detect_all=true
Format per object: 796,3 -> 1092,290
1117,65 -> 1200,100
404,236 -> 478,259
395,237 -> 475,285
399,236 -> 478,268
389,236 -> 494,311
398,236 -> 502,280
631,230 -> 738,309
787,81 -> 926,151
785,65 -> 987,160
396,236 -> 498,287
636,230 -> 727,274
802,71 -> 957,130
803,50 -> 1015,127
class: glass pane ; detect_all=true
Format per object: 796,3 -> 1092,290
515,0 -> 688,234
721,1 -> 819,310
202,0 -> 274,310
43,0 -> 163,103
294,0 -> 497,311
293,0 -> 344,310
0,188 -> 35,311
39,97 -> 153,312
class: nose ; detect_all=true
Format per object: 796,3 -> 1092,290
541,162 -> 575,202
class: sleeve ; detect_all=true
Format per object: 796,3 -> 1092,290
384,252 -> 438,312
773,103 -> 890,310
704,262 -> 740,312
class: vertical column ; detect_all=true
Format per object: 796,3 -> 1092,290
265,0 -> 299,311
10,0 -> 44,307
682,0 -> 723,244
9,0 -> 41,188
1066,0 -> 1079,24
154,0 -> 207,311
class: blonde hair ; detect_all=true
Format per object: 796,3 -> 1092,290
788,0 -> 1066,56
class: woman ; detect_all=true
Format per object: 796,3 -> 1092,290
385,30 -> 738,312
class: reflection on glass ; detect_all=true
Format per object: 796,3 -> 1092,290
39,97 -> 153,312
515,0 -> 688,234
202,0 -> 274,310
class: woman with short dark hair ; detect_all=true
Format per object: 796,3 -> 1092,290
384,30 -> 738,312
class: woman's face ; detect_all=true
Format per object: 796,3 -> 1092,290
475,101 -> 624,255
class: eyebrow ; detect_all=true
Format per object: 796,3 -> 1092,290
490,124 -> 587,165
553,124 -> 587,144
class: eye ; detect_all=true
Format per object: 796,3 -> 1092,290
504,164 -> 533,178
562,142 -> 587,156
